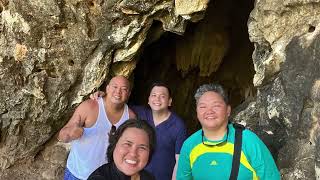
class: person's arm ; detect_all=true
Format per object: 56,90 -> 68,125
174,118 -> 188,179
128,108 -> 137,119
58,101 -> 90,143
176,144 -> 192,180
244,130 -> 281,180
171,154 -> 179,180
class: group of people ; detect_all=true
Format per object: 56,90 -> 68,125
58,75 -> 281,180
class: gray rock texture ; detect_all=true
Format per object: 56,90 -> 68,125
0,0 -> 208,179
242,0 -> 320,179
0,0 -> 319,179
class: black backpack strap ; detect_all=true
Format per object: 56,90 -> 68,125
229,123 -> 245,180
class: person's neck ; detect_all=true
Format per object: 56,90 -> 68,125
104,97 -> 124,111
152,110 -> 171,126
131,173 -> 140,180
203,125 -> 228,141
104,97 -> 125,124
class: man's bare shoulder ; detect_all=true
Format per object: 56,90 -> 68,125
76,99 -> 99,114
77,99 -> 99,127
79,99 -> 98,108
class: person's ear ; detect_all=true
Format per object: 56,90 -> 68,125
168,97 -> 172,107
105,84 -> 110,93
227,105 -> 231,117
128,89 -> 131,97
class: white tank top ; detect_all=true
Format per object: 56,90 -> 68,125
66,97 -> 129,179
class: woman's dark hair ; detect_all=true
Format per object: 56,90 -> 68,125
107,119 -> 156,163
149,82 -> 172,97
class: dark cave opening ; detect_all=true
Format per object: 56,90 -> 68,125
129,0 -> 256,134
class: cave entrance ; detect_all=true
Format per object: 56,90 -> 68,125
129,0 -> 255,133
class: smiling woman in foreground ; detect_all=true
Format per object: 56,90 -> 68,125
88,119 -> 156,180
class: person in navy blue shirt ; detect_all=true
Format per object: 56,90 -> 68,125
130,83 -> 187,180
91,82 -> 187,180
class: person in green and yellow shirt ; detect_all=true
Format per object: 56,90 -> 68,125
177,83 -> 280,180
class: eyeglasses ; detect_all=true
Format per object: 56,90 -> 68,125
202,127 -> 229,147
109,125 -> 116,136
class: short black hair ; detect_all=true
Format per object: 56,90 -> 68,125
107,119 -> 156,162
149,82 -> 172,97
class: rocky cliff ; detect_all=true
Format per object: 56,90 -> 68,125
0,0 -> 319,179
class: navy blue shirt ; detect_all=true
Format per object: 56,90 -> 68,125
130,106 -> 187,180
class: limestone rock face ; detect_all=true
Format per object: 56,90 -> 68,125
241,0 -> 320,179
0,0 -> 201,179
1,0 -> 320,179
175,0 -> 209,16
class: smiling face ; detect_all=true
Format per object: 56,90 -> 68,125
113,127 -> 150,176
106,76 -> 131,105
196,91 -> 231,132
148,86 -> 172,112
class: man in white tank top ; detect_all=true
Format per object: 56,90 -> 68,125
58,75 -> 136,180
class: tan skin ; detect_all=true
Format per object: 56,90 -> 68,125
196,91 -> 231,140
58,76 -> 136,143
91,85 -> 179,180
113,127 -> 150,178
147,86 -> 172,126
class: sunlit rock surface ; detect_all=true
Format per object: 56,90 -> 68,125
0,0 -> 319,179
242,0 -> 320,179
0,0 -> 204,179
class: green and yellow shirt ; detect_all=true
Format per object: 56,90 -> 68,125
177,123 -> 280,180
